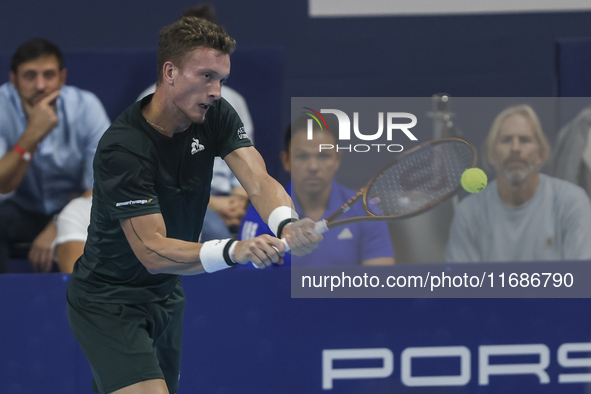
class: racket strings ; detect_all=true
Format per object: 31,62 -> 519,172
366,141 -> 474,216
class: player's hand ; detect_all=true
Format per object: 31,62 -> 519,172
28,221 -> 57,273
231,234 -> 286,269
282,218 -> 323,256
21,90 -> 60,146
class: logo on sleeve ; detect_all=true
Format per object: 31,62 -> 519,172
237,127 -> 248,140
191,138 -> 205,154
115,198 -> 153,207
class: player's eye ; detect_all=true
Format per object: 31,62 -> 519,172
203,73 -> 211,80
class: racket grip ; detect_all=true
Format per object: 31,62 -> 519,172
282,219 -> 328,253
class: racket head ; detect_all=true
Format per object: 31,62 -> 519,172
361,137 -> 476,219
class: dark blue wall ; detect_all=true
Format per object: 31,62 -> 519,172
2,271 -> 591,393
2,2 -> 591,115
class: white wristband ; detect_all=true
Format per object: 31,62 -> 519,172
228,241 -> 237,263
268,206 -> 299,237
200,239 -> 237,273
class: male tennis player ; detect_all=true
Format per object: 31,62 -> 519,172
445,104 -> 591,262
66,16 -> 321,394
240,115 -> 395,266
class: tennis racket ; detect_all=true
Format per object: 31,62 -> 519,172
283,137 -> 477,252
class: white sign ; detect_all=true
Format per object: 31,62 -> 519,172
309,0 -> 591,17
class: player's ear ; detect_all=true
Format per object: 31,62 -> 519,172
162,61 -> 176,85
280,150 -> 291,173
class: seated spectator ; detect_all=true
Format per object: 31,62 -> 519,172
445,104 -> 591,262
138,4 -> 252,240
549,105 -> 591,198
0,39 -> 109,273
239,116 -> 395,267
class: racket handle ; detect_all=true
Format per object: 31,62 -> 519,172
282,219 -> 328,253
251,220 -> 328,268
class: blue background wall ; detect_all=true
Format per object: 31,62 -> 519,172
2,1 -> 591,106
2,271 -> 591,393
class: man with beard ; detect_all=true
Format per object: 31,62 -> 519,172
0,38 -> 109,273
445,104 -> 591,262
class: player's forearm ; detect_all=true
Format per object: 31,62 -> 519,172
132,233 -> 206,275
248,175 -> 293,224
0,150 -> 31,193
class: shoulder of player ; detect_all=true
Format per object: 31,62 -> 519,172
98,120 -> 155,160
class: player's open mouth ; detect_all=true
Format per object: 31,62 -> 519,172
198,104 -> 210,109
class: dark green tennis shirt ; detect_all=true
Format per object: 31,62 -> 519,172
68,95 -> 252,303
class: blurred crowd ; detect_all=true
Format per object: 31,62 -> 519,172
2,6 -> 591,274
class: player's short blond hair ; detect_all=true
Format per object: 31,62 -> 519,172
483,104 -> 551,170
157,16 -> 236,83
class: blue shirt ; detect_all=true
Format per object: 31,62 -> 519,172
0,83 -> 110,214
239,180 -> 394,267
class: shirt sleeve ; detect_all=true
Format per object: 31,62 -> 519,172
222,87 -> 255,145
444,200 -> 481,262
97,146 -> 161,220
213,98 -> 253,159
359,221 -> 395,261
81,93 -> 111,191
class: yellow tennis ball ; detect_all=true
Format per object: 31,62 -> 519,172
461,168 -> 487,193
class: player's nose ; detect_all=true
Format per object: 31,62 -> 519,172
209,81 -> 222,100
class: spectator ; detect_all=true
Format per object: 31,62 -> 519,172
549,105 -> 591,198
0,38 -> 109,273
445,104 -> 591,262
138,4 -> 252,240
239,115 -> 395,267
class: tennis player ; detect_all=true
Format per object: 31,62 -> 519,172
66,16 -> 321,394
